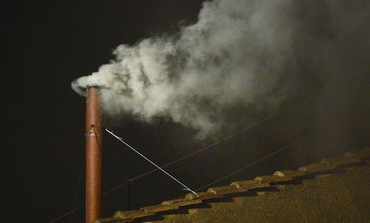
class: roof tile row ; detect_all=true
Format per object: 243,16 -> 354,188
95,148 -> 370,223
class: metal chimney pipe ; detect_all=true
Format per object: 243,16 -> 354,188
85,87 -> 103,223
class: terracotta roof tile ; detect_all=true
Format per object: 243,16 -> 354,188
161,198 -> 190,206
298,162 -> 336,173
207,185 -> 248,195
140,204 -> 179,213
161,197 -> 204,207
273,170 -> 306,178
170,199 -> 203,207
254,175 -> 293,183
230,180 -> 270,189
185,192 -> 224,201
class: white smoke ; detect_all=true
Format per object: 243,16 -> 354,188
72,0 -> 370,139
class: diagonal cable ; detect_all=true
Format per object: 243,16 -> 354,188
106,129 -> 199,196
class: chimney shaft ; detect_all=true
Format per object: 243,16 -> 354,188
85,87 -> 103,223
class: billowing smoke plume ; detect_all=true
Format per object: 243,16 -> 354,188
72,0 -> 370,139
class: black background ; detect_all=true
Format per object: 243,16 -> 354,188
1,1 -> 369,222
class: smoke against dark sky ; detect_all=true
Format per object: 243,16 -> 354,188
73,0 -> 370,139
2,0 -> 369,222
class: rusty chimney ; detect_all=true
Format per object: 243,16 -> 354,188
85,87 -> 103,223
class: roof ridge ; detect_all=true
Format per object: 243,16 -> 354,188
95,148 -> 370,223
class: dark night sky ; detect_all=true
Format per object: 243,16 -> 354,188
0,1 -> 206,222
1,1 -> 369,222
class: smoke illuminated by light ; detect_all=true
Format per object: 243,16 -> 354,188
72,0 -> 370,139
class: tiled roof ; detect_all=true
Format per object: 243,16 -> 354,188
95,148 -> 370,223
